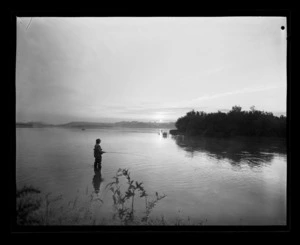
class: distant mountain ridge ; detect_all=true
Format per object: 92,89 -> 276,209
16,122 -> 54,128
59,122 -> 113,128
113,121 -> 175,128
16,121 -> 175,129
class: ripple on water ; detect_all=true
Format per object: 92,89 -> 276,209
16,128 -> 287,225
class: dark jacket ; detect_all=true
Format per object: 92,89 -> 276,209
94,144 -> 102,159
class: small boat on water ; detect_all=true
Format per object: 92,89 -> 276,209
82,128 -> 85,130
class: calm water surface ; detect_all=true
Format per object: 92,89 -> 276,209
16,127 -> 287,225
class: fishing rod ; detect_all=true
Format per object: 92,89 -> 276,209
102,151 -> 146,157
103,151 -> 130,154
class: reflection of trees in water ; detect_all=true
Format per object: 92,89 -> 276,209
172,135 -> 286,168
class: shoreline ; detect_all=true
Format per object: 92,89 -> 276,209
169,130 -> 286,141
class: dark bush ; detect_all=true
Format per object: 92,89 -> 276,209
173,106 -> 286,138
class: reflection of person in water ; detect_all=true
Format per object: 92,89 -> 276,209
93,165 -> 102,194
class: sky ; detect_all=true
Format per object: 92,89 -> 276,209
16,17 -> 287,124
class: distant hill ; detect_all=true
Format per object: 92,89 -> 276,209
114,121 -> 175,128
58,122 -> 113,128
16,122 -> 33,128
16,121 -> 175,129
58,121 -> 175,129
16,122 -> 54,128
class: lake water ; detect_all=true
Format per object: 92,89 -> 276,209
16,127 -> 287,225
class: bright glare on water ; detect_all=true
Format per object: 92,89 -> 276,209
16,127 -> 287,225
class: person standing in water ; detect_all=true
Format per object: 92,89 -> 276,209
94,138 -> 105,169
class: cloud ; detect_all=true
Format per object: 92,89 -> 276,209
95,105 -> 207,122
101,105 -> 201,115
191,83 -> 285,103
16,18 -> 286,124
85,103 -> 204,121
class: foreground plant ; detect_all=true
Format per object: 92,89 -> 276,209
17,170 -> 205,225
16,185 -> 42,225
16,186 -> 96,225
105,168 -> 166,225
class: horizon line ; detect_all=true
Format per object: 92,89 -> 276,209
15,120 -> 177,125
16,110 -> 287,125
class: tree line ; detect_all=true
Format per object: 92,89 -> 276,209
172,106 -> 286,138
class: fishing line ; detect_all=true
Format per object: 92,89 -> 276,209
88,151 -> 146,168
104,151 -> 146,157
